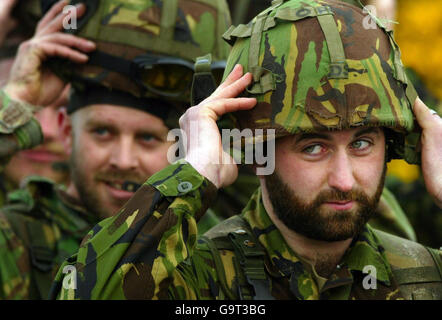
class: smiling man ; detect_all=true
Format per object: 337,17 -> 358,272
0,0 -> 231,299
52,0 -> 442,300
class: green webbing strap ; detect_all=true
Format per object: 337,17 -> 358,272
160,0 -> 179,41
26,221 -> 55,299
248,13 -> 267,79
274,5 -> 331,21
222,24 -> 251,45
246,0 -> 288,95
392,266 -> 442,285
426,247 -> 442,280
228,229 -> 274,300
191,54 -> 218,106
316,8 -> 348,79
390,42 -> 407,84
199,236 -> 237,300
247,14 -> 274,95
223,5 -> 331,44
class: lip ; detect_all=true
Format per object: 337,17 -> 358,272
102,181 -> 135,201
20,150 -> 64,163
323,201 -> 354,211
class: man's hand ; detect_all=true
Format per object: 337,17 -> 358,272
3,0 -> 96,107
413,97 -> 442,208
0,0 -> 18,46
180,64 -> 257,189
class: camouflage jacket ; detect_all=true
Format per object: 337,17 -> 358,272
0,177 -> 100,299
51,162 -> 441,300
0,89 -> 255,299
0,174 -> 15,207
0,92 -> 102,299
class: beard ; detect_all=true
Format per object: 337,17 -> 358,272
69,145 -> 145,220
264,164 -> 386,242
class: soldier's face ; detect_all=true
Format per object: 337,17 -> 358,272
3,86 -> 70,187
261,127 -> 386,241
65,104 -> 173,219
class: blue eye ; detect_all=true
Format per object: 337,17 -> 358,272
352,140 -> 370,150
93,127 -> 109,136
303,144 -> 323,155
140,134 -> 154,142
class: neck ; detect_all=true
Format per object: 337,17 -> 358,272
260,181 -> 352,277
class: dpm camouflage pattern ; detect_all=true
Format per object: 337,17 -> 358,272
0,176 -> 101,299
221,0 -> 419,163
51,162 -> 441,300
50,0 -> 232,101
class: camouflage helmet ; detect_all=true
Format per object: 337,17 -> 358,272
220,0 -> 420,163
48,0 -> 232,104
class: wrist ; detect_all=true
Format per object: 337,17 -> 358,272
184,156 -> 221,189
2,84 -> 41,113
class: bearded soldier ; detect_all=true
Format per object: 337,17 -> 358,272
52,0 -> 442,300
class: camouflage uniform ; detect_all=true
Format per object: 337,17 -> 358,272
51,0 -> 441,300
51,161 -> 442,300
0,0 -> 236,300
0,91 -> 102,299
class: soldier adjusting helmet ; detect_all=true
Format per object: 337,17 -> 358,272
221,0 -> 420,163
44,0 -> 232,125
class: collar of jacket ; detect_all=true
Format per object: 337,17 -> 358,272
6,176 -> 100,237
241,188 -> 394,298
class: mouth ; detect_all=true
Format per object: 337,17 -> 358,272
322,200 -> 354,211
20,149 -> 64,163
101,180 -> 138,200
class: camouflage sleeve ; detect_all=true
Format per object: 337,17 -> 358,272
51,161 -> 218,300
0,89 -> 43,170
0,211 -> 30,299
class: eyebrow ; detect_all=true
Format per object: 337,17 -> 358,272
85,119 -> 160,135
294,127 -> 381,144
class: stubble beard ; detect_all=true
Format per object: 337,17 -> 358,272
69,145 -> 144,220
264,164 -> 386,242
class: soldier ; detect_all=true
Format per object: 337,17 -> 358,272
0,0 -> 70,207
52,0 -> 441,300
0,0 -> 231,299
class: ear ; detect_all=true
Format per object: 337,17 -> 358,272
58,107 -> 73,156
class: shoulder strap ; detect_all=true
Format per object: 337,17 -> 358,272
201,215 -> 273,300
4,207 -> 55,299
374,229 -> 442,300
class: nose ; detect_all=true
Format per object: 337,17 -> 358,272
109,137 -> 138,171
35,108 -> 59,141
327,150 -> 355,192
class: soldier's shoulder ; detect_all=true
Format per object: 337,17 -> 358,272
5,175 -> 58,213
373,228 -> 440,267
373,229 -> 442,300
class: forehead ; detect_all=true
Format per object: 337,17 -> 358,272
74,104 -> 168,132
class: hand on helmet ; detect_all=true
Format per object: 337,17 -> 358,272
3,0 -> 95,107
181,64 -> 257,188
413,97 -> 442,208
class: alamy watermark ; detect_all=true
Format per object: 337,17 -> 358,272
167,121 -> 276,176
62,5 -> 78,30
62,265 -> 77,290
362,265 -> 377,290
362,5 -> 397,30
